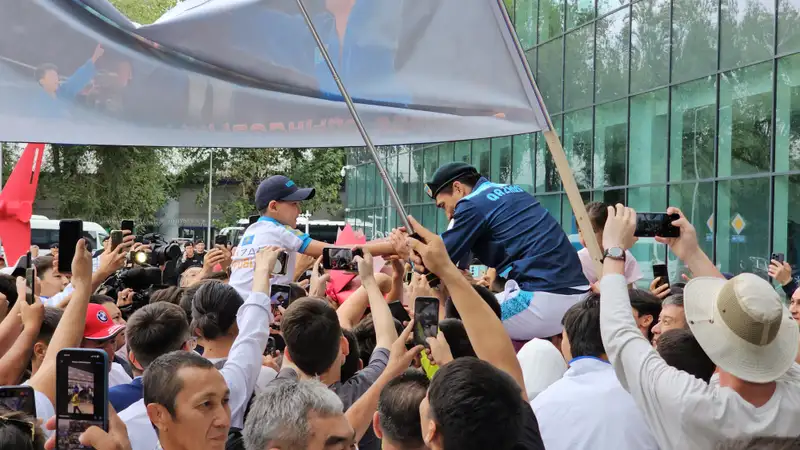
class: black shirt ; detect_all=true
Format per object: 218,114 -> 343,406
515,401 -> 546,450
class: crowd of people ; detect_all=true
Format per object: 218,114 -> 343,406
0,162 -> 799,450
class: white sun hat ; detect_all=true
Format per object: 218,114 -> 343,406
685,273 -> 800,383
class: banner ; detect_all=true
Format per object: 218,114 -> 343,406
0,0 -> 548,148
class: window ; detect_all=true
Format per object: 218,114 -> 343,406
594,99 -> 628,189
537,116 -> 563,192
716,178 -> 770,276
773,175 -> 800,273
515,0 -> 538,49
775,54 -> 800,172
720,0 -> 774,70
539,195 -> 563,226
561,191 -> 591,235
354,165 -> 365,208
778,0 -> 800,54
595,7 -> 630,103
567,0 -> 594,30
410,149 -> 424,203
423,145 -> 439,195
598,0 -> 628,15
630,89 -> 669,185
439,142 -> 455,165
631,0 -> 670,93
454,141 -> 471,163
564,108 -> 593,189
491,136 -> 512,183
669,181 -> 715,268
472,139 -> 491,178
540,0 -> 566,41
422,205 -> 438,233
669,77 -> 717,181
538,38 -> 564,114
397,152 -> 411,204
512,134 -> 536,192
718,63 -> 772,177
671,0 -> 719,83
565,24 -> 595,111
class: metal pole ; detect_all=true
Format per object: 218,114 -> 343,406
207,148 -> 214,244
0,143 -> 4,191
293,0 -> 413,232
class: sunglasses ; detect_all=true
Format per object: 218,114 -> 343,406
0,415 -> 35,442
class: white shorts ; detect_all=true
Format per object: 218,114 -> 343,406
499,280 -> 589,341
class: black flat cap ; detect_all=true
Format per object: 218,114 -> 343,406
424,162 -> 479,199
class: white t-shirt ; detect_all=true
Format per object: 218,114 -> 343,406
109,362 -> 133,388
577,248 -> 642,285
229,217 -> 312,299
120,399 -> 158,450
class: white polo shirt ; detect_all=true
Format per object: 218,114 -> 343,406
532,356 -> 658,450
229,217 -> 312,299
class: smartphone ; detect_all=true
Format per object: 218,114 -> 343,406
25,268 -> 35,305
635,213 -> 680,238
772,253 -> 786,264
413,297 -> 440,347
388,300 -> 411,323
120,220 -> 134,233
470,265 -> 488,279
56,348 -> 108,449
322,247 -> 363,272
110,230 -> 123,252
652,264 -> 669,289
264,337 -> 277,356
404,271 -> 413,284
214,235 -> 229,247
0,386 -> 36,416
270,283 -> 292,309
58,220 -> 83,274
272,251 -> 289,276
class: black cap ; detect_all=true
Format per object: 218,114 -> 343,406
255,175 -> 316,211
424,162 -> 479,199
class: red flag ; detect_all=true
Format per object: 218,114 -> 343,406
0,143 -> 45,265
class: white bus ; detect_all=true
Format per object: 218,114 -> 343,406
29,216 -> 109,254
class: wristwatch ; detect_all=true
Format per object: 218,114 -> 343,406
603,247 -> 626,262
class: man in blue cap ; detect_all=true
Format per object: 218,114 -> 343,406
410,162 -> 589,342
230,175 -> 394,299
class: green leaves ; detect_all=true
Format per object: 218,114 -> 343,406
110,0 -> 177,24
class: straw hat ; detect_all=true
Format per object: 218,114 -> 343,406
685,273 -> 799,383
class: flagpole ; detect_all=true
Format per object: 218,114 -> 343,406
293,0 -> 413,233
207,148 -> 213,244
494,0 -> 603,275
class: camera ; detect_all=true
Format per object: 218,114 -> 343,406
98,266 -> 165,319
129,233 -> 182,267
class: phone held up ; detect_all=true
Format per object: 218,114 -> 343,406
120,220 -> 134,233
56,348 -> 108,450
413,296 -> 439,348
772,252 -> 786,264
652,263 -> 669,290
58,220 -> 84,275
0,385 -> 36,417
272,251 -> 289,276
270,283 -> 292,309
110,230 -> 124,252
389,300 -> 411,323
322,247 -> 363,273
635,213 -> 680,238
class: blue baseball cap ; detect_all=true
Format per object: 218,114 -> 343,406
255,175 -> 315,211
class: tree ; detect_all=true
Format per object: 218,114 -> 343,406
110,0 -> 177,24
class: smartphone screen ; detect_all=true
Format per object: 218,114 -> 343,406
0,386 -> 36,416
322,247 -> 361,272
388,301 -> 411,323
110,230 -> 123,252
270,283 -> 292,309
272,251 -> 289,276
120,220 -> 134,233
58,220 -> 83,274
414,297 -> 440,347
652,264 -> 669,289
56,348 -> 108,450
635,213 -> 680,238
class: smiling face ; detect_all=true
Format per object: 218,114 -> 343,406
269,201 -> 302,228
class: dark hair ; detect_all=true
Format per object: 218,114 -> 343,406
428,358 -> 523,450
657,329 -> 715,383
127,303 -> 190,370
585,201 -> 609,233
183,242 -> 193,248
149,286 -> 184,305
35,63 -> 58,82
194,240 -> 205,245
281,297 -> 342,376
438,319 -> 476,359
191,281 -> 243,340
446,285 -> 501,320
353,315 -> 404,367
562,294 -> 604,359
377,369 -> 430,448
33,256 -> 54,279
202,271 -> 229,282
716,437 -> 800,450
143,351 -> 215,416
0,274 -> 18,306
89,294 -> 115,306
180,281 -> 211,324
341,329 -> 361,382
0,407 -> 46,450
37,307 -> 63,344
288,283 -> 307,305
629,289 -> 662,341
436,172 -> 482,196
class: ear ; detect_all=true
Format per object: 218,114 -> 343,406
423,418 -> 438,447
268,200 -> 279,212
640,315 -> 654,329
146,403 -> 172,432
129,352 -> 144,372
33,342 -> 48,360
340,335 -> 350,358
372,412 -> 383,439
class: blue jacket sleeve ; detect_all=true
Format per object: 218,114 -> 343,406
57,60 -> 96,100
442,201 -> 486,266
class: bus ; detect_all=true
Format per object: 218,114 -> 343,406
218,217 -> 346,246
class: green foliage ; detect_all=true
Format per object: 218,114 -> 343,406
109,0 -> 177,24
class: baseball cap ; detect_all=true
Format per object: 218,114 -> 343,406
424,162 -> 479,199
685,273 -> 800,383
83,303 -> 125,341
255,175 -> 315,212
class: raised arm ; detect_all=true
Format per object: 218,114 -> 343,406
336,273 -> 392,330
303,239 -> 397,259
655,207 -> 723,280
0,300 -> 24,357
406,216 -> 526,400
0,279 -> 43,385
355,249 -> 398,350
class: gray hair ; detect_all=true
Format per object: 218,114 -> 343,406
663,294 -> 684,308
243,379 -> 344,450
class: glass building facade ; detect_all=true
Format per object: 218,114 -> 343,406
345,0 -> 800,283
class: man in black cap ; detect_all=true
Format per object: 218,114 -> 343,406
230,175 -> 394,299
399,162 -> 589,342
